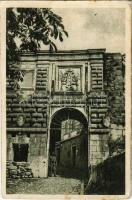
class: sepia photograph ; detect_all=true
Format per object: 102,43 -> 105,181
0,1 -> 131,198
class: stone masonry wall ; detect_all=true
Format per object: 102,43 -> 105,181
90,54 -> 103,90
104,53 -> 125,125
88,92 -> 109,165
88,52 -> 109,165
88,52 -> 125,166
6,63 -> 49,177
6,50 -> 125,176
6,65 -> 49,129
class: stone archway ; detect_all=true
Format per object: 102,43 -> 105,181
48,107 -> 88,178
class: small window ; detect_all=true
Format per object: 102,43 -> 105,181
13,143 -> 29,162
19,70 -> 35,89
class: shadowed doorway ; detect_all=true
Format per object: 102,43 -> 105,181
49,108 -> 88,178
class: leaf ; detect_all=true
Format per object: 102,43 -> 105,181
50,42 -> 57,52
49,43 -> 54,53
7,8 -> 68,81
59,32 -> 63,42
63,30 -> 68,37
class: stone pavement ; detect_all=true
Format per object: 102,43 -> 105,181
7,176 -> 84,195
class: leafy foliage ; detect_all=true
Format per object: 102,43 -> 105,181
7,8 -> 68,79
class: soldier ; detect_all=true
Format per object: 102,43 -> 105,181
51,152 -> 57,177
49,154 -> 52,177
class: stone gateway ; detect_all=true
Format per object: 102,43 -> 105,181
6,49 -> 124,178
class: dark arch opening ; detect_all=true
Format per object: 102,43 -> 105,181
49,108 -> 88,178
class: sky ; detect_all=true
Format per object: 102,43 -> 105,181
50,8 -> 125,53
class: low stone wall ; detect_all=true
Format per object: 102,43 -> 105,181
7,161 -> 33,179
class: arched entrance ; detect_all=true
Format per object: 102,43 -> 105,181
49,108 -> 88,178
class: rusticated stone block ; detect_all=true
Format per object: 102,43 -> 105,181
37,68 -> 47,72
6,108 -> 12,112
37,108 -> 47,113
43,113 -> 47,117
36,82 -> 42,86
23,108 -> 36,113
41,83 -> 47,86
35,99 -> 47,104
20,103 -> 32,108
36,74 -> 43,78
91,68 -> 103,73
97,124 -> 103,128
42,123 -> 47,128
92,81 -> 98,85
36,95 -> 47,99
91,113 -> 98,117
91,107 -> 107,112
97,81 -> 103,85
12,117 -> 17,121
12,107 -> 23,113
6,99 -> 12,103
32,113 -> 43,118
91,118 -> 102,123
6,93 -> 17,98
26,117 -> 31,122
7,86 -> 13,89
42,75 -> 47,78
7,118 -> 12,122
88,92 -> 107,98
90,128 -> 109,134
7,113 -> 19,117
99,113 -> 105,117
24,123 -> 31,127
36,77 -> 47,81
91,86 -> 103,91
31,118 -> 36,123
91,124 -> 98,128
92,74 -> 98,78
33,103 -> 44,108
12,98 -> 19,103
36,118 -> 46,123
36,86 -> 46,89
32,123 -> 42,128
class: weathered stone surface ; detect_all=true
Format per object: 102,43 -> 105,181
7,162 -> 33,179
104,53 -> 124,125
32,123 -> 42,127
6,50 -> 125,178
32,113 -> 43,118
90,128 -> 109,134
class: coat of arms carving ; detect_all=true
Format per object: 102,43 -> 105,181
59,68 -> 81,92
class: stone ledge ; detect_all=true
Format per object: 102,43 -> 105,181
7,127 -> 47,132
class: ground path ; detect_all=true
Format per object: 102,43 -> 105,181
7,176 -> 84,194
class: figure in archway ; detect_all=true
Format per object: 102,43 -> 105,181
50,152 -> 57,177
